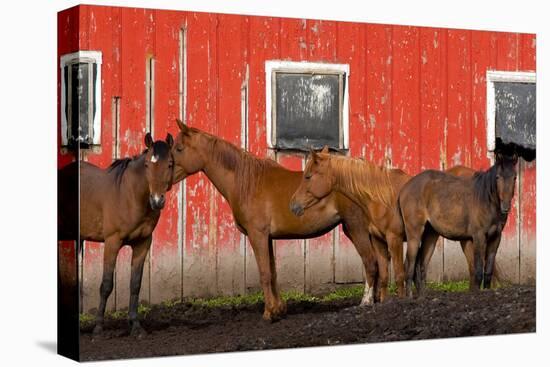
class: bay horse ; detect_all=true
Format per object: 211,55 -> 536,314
58,133 -> 174,336
399,152 -> 517,296
171,119 -> 382,321
289,147 -> 504,299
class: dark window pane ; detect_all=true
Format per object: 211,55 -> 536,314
69,63 -> 91,145
275,73 -> 341,150
495,82 -> 536,150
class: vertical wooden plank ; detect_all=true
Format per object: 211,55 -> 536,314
279,17 -> 307,61
419,27 -> 444,281
114,7 -> 154,309
269,17 -> 309,293
443,29 -> 472,281
215,14 -> 248,296
520,34 -> 536,71
245,16 -> 280,293
518,33 -> 536,284
183,12 -> 219,297
332,22 -> 367,285
85,5 -> 114,167
519,159 -> 536,284
149,10 -> 183,304
493,31 -> 520,283
275,154 -> 305,292
365,24 -> 393,166
391,26 -> 420,175
471,31 -> 497,171
307,19 -> 337,61
299,19 -> 340,293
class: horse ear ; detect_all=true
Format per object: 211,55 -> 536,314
166,133 -> 174,148
494,151 -> 502,163
176,119 -> 189,134
512,151 -> 519,165
310,148 -> 318,162
321,145 -> 329,154
145,132 -> 153,149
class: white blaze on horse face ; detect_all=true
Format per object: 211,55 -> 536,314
151,154 -> 159,163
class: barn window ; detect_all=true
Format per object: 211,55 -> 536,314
486,71 -> 536,158
60,51 -> 102,148
265,61 -> 349,151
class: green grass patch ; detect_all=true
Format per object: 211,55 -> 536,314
79,280 -> 474,324
426,280 -> 470,292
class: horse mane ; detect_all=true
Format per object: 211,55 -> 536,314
107,157 -> 135,187
472,165 -> 498,204
207,135 -> 280,201
107,141 -> 171,187
327,155 -> 398,207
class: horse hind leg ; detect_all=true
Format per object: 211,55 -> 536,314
414,226 -> 439,296
94,236 -> 122,335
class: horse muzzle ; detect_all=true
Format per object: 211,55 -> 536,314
290,202 -> 305,217
149,194 -> 166,210
500,203 -> 511,215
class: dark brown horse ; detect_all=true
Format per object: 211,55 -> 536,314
58,133 -> 174,336
399,152 -> 517,296
171,119 -> 382,321
289,147 -> 502,299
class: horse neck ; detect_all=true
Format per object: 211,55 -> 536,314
474,165 -> 500,209
200,140 -> 238,203
119,155 -> 152,212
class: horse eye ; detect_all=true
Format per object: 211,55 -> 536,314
176,146 -> 183,152
305,175 -> 311,180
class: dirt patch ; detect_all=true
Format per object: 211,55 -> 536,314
79,286 -> 535,361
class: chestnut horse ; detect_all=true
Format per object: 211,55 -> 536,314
289,147 -> 503,299
171,119 -> 382,321
58,133 -> 174,336
399,152 -> 517,296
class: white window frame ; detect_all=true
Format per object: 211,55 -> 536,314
265,60 -> 350,150
60,50 -> 102,146
486,70 -> 536,155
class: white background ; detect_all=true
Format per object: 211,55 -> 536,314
0,0 -> 547,366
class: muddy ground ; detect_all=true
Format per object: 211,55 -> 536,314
80,286 -> 535,361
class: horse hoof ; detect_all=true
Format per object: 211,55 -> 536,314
130,324 -> 147,338
277,301 -> 287,316
92,324 -> 103,336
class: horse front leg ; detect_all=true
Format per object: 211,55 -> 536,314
268,238 -> 287,316
472,234 -> 487,290
483,233 -> 501,289
460,240 -> 478,291
342,222 -> 379,306
248,230 -> 281,322
128,235 -> 152,337
94,236 -> 122,335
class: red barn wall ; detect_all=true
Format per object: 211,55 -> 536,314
57,5 -> 536,311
